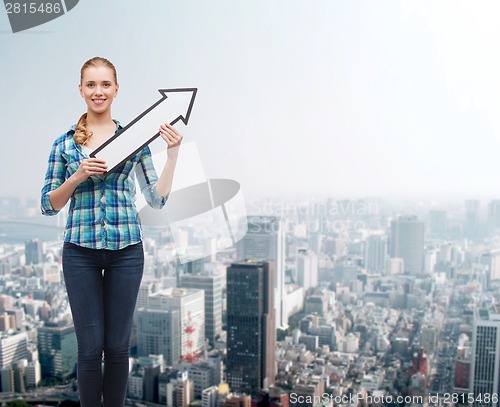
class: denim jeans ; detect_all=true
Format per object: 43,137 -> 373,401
62,241 -> 144,407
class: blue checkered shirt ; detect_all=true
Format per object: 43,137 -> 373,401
40,120 -> 168,250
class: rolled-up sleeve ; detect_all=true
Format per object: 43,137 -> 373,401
135,145 -> 169,209
40,139 -> 66,216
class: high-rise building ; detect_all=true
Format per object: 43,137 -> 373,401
226,260 -> 276,396
470,305 -> 500,406
148,288 -> 205,361
364,235 -> 387,274
465,199 -> 482,240
25,239 -> 43,265
488,200 -> 500,233
389,216 -> 425,275
180,272 -> 223,346
37,323 -> 77,379
296,249 -> 318,292
136,308 -> 181,365
0,332 -> 29,370
237,216 -> 287,329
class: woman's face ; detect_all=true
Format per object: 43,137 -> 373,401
79,66 -> 119,115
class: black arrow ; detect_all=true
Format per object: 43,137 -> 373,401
91,88 -> 197,174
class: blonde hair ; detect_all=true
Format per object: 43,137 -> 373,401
74,57 -> 118,146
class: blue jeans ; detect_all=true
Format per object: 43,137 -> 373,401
62,241 -> 144,407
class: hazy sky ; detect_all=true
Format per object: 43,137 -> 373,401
1,0 -> 500,202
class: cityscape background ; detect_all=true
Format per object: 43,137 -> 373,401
2,1 -> 500,406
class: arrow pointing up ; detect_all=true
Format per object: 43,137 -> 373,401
91,88 -> 197,174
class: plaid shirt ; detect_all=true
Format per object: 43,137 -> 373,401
40,120 -> 168,250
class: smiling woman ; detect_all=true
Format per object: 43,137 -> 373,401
39,56 -> 184,407
74,57 -> 119,147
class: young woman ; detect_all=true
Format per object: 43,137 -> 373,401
40,56 -> 182,406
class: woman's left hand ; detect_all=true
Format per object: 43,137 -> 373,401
159,123 -> 183,157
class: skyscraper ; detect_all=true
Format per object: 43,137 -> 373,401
465,199 -> 482,240
236,216 -> 287,329
136,308 -> 181,365
389,216 -> 425,275
364,235 -> 387,274
296,249 -> 318,292
25,239 -> 43,265
148,288 -> 205,361
180,272 -> 223,347
37,324 -> 77,379
226,259 -> 276,396
488,200 -> 500,233
470,305 -> 500,406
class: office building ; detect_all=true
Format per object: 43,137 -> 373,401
180,272 -> 223,346
37,324 -> 77,379
25,239 -> 43,265
364,235 -> 387,274
237,215 -> 287,329
0,332 -> 29,371
226,260 -> 276,396
296,249 -> 318,292
465,199 -> 482,240
389,216 -> 425,275
148,288 -> 205,361
470,305 -> 500,406
137,308 -> 180,365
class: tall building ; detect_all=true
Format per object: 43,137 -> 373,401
364,235 -> 387,274
0,332 -> 29,370
465,199 -> 482,240
37,324 -> 77,379
389,216 -> 425,275
25,239 -> 43,265
180,272 -> 223,346
148,288 -> 205,361
226,260 -> 276,396
470,305 -> 500,406
296,249 -> 318,292
488,200 -> 500,233
237,215 -> 287,329
136,308 -> 180,365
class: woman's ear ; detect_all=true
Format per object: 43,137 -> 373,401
78,84 -> 83,97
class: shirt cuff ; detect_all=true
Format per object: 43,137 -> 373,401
41,192 -> 60,216
150,185 -> 169,209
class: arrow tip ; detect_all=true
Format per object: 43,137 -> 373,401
158,88 -> 198,126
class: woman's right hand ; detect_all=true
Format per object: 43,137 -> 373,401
71,158 -> 108,184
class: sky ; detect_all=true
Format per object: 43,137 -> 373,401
1,0 -> 500,203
